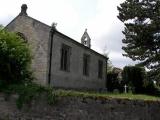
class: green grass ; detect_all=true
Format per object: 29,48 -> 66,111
55,89 -> 160,101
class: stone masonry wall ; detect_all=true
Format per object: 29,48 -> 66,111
51,32 -> 107,90
0,93 -> 160,120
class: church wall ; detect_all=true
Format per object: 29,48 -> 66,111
51,32 -> 107,90
6,15 -> 50,85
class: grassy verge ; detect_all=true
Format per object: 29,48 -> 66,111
55,89 -> 160,101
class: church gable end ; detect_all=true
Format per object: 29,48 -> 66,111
5,4 -> 51,85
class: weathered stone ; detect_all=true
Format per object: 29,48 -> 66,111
0,94 -> 159,120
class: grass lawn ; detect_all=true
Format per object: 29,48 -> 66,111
55,89 -> 160,101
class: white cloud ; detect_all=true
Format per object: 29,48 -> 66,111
108,51 -> 136,68
86,0 -> 125,53
88,0 -> 124,38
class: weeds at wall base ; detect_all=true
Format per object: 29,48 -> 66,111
0,83 -> 57,109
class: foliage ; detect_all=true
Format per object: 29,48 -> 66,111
0,25 -> 3,29
3,83 -> 57,109
117,0 -> 160,81
0,28 -> 32,87
122,66 -> 146,93
107,60 -> 113,73
143,79 -> 157,94
107,71 -> 123,93
103,53 -> 113,73
107,72 -> 118,92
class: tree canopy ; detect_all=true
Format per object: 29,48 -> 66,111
0,27 -> 32,86
122,66 -> 146,93
117,0 -> 160,80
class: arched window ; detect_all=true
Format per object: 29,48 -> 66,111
16,32 -> 27,43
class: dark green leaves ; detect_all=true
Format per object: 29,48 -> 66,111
0,28 -> 32,86
118,0 -> 160,80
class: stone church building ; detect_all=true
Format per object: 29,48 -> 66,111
5,4 -> 108,90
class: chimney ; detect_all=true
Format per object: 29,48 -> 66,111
19,4 -> 28,16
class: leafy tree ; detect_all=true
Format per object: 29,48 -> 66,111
107,67 -> 123,93
107,60 -> 113,73
0,28 -> 32,87
103,53 -> 113,72
117,0 -> 160,80
122,66 -> 146,93
107,72 -> 119,92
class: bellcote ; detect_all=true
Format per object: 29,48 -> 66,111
81,29 -> 91,48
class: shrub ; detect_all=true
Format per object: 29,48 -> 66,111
122,66 -> 146,93
4,83 -> 57,109
107,72 -> 123,93
0,29 -> 32,88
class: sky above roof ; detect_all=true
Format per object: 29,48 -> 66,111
0,0 -> 137,68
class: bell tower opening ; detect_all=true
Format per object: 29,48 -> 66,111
81,29 -> 91,48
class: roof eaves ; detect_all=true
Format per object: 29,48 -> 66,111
55,30 -> 108,60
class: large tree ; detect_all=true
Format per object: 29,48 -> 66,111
117,0 -> 160,81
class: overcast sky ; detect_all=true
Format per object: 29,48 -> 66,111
0,0 -> 137,68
